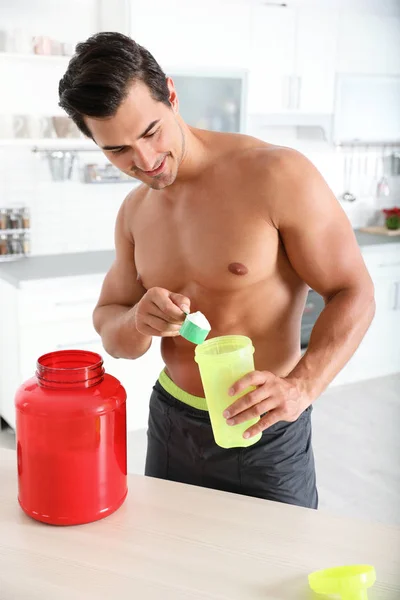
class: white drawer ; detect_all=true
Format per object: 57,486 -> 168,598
18,274 -> 104,325
361,244 -> 400,272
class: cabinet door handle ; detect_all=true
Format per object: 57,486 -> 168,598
290,75 -> 299,110
296,76 -> 302,110
394,282 -> 400,311
282,75 -> 291,109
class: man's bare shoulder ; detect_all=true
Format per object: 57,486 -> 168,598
209,132 -> 313,181
121,182 -> 150,217
125,182 -> 148,205
113,183 -> 150,244
226,141 -> 336,226
205,130 -> 273,159
236,143 -> 313,180
237,144 -> 328,204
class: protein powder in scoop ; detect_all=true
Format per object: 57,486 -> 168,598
179,311 -> 211,344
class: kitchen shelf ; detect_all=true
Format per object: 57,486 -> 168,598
336,140 -> 400,148
0,139 -> 99,151
0,52 -> 71,65
0,254 -> 29,263
0,229 -> 30,235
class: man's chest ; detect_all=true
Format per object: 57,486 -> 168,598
132,199 -> 279,293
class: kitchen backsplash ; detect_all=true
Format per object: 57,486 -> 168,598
0,146 -> 137,255
0,140 -> 399,257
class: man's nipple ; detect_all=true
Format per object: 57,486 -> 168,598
228,262 -> 249,276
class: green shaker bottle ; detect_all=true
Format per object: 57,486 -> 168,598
194,335 -> 262,449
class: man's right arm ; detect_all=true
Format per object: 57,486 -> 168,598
93,192 -> 190,360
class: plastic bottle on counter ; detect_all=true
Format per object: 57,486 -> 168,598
15,349 -> 128,525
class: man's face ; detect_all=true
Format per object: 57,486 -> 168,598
84,79 -> 184,190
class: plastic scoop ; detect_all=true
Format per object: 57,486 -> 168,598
308,565 -> 376,600
179,311 -> 211,345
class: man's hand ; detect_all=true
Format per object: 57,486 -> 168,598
223,371 -> 311,439
134,287 -> 190,337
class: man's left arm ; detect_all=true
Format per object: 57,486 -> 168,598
224,149 -> 375,438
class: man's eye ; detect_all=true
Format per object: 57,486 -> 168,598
146,129 -> 158,138
110,147 -> 126,155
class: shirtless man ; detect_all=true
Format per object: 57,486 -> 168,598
59,32 -> 375,509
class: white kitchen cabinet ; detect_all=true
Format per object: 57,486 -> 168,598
130,0 -> 251,71
336,14 -> 400,75
295,11 -> 338,113
0,275 -> 164,432
333,74 -> 400,144
330,244 -> 400,386
247,5 -> 296,114
247,6 -> 338,115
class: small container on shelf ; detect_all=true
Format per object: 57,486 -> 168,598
21,207 -> 30,229
22,231 -> 30,254
11,233 -> 23,255
0,208 -> 7,230
9,209 -> 22,229
0,234 -> 7,255
0,205 -> 31,261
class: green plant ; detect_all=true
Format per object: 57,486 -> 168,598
383,208 -> 400,230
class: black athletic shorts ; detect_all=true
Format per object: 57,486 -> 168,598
145,378 -> 318,509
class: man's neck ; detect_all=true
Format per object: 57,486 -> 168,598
175,119 -> 211,183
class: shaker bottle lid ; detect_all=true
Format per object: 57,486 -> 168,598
179,311 -> 211,345
308,564 -> 376,599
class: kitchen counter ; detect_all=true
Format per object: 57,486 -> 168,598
354,229 -> 400,248
0,231 -> 398,288
0,250 -> 114,287
1,448 -> 399,600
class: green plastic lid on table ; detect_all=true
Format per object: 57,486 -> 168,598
308,564 -> 376,600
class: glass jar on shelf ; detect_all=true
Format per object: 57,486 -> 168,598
22,207 -> 31,229
0,234 -> 8,255
8,209 -> 21,230
11,233 -> 22,254
22,231 -> 31,254
0,209 -> 8,230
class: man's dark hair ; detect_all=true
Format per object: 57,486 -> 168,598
58,32 -> 170,138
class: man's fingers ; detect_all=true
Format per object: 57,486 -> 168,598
226,397 -> 278,426
143,314 -> 182,336
144,288 -> 191,322
169,292 -> 191,315
229,371 -> 274,397
149,301 -> 185,324
224,383 -> 274,419
243,410 -> 284,439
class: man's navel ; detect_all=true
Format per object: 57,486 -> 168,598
228,262 -> 249,276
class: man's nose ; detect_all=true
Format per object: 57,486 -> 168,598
132,143 -> 158,172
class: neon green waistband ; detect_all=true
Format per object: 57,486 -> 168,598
158,370 -> 208,412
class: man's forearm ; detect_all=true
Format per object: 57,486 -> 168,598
288,284 -> 376,403
93,304 -> 152,360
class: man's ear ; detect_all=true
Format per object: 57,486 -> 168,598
166,77 -> 179,113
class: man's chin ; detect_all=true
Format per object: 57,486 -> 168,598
148,173 -> 176,190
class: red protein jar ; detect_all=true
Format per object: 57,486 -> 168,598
15,350 -> 127,525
